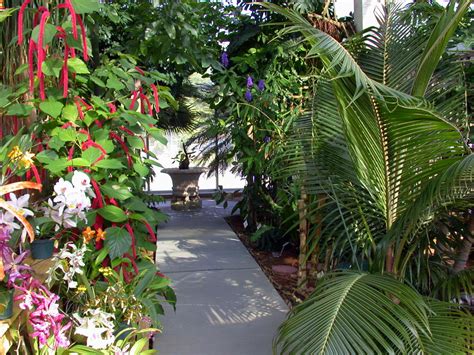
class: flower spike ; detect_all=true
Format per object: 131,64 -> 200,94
17,0 -> 32,45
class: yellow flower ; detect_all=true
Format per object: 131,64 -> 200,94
8,146 -> 23,161
82,227 -> 96,243
95,228 -> 106,243
99,267 -> 113,277
77,285 -> 87,293
19,151 -> 35,168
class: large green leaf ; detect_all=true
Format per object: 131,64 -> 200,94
101,183 -> 133,201
94,159 -> 125,169
39,101 -> 64,119
98,205 -> 128,222
7,103 -> 33,117
82,147 -> 103,165
104,226 -> 131,259
274,271 -> 473,354
67,57 -> 90,74
42,58 -> 63,78
31,24 -> 57,45
70,0 -> 100,14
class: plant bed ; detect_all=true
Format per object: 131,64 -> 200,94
225,215 -> 312,307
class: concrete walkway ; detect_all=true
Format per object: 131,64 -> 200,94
154,200 -> 288,355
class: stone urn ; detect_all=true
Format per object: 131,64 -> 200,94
162,167 -> 207,210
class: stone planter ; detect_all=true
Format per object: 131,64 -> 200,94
162,167 -> 207,210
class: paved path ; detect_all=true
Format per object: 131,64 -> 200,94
154,200 -> 288,355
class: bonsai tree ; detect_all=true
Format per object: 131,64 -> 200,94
173,142 -> 195,170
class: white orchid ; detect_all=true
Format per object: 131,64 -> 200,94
43,171 -> 94,230
8,193 -> 34,218
46,243 -> 87,289
0,193 -> 33,232
74,309 -> 116,349
54,178 -> 74,196
72,171 -> 91,192
64,190 -> 91,211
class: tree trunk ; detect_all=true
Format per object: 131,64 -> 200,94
297,195 -> 308,289
323,243 -> 332,272
309,194 -> 327,281
453,212 -> 474,273
246,174 -> 257,232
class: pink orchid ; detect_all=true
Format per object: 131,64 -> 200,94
15,278 -> 71,349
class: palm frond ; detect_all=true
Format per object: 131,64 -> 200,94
359,2 -> 429,93
412,0 -> 472,97
157,97 -> 198,133
274,271 -> 432,354
263,4 -> 472,273
431,267 -> 474,302
425,54 -> 470,136
422,298 -> 474,354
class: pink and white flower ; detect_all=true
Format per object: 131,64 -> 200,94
74,309 -> 116,349
43,170 -> 94,230
72,170 -> 91,191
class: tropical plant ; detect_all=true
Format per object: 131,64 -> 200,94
275,271 -> 474,354
259,1 -> 474,353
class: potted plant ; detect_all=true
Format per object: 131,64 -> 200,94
33,170 -> 94,259
163,142 -> 207,210
173,142 -> 193,170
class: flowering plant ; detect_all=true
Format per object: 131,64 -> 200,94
37,171 -> 94,240
0,139 -> 42,243
73,308 -> 116,349
46,242 -> 87,290
15,278 -> 72,351
0,0 -> 178,351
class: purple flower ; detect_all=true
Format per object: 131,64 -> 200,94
220,52 -> 229,68
263,136 -> 271,143
15,278 -> 71,349
0,225 -> 12,262
246,76 -> 253,88
245,89 -> 253,102
257,79 -> 265,92
6,251 -> 32,286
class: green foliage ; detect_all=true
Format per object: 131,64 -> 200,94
275,271 -> 474,354
95,0 -> 234,83
261,2 -> 474,353
104,227 -> 131,259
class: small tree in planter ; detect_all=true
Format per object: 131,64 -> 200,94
164,142 -> 207,210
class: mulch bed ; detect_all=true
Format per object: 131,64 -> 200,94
225,215 -> 312,308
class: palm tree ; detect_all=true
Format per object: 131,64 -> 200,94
261,1 -> 474,353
